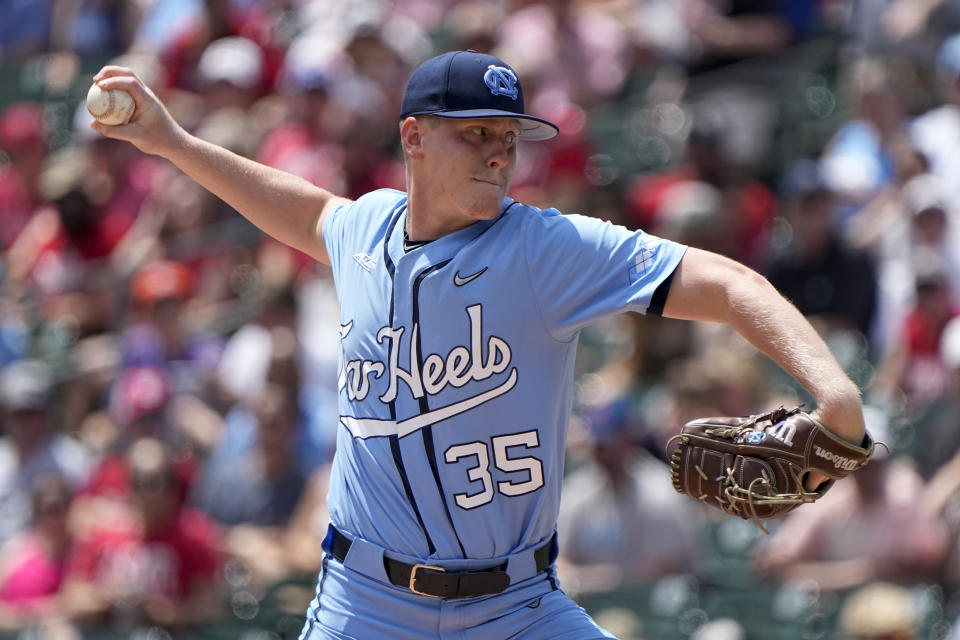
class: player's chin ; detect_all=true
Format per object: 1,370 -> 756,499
465,186 -> 506,218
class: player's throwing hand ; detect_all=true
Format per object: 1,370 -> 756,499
89,67 -> 185,157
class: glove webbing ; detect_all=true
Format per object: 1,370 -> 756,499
668,409 -> 820,534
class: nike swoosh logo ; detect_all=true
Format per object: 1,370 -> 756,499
454,267 -> 488,286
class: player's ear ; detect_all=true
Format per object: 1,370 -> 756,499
400,116 -> 427,160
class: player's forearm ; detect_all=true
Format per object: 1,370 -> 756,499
663,249 -> 864,443
164,132 -> 332,263
721,269 -> 865,442
90,68 -> 336,265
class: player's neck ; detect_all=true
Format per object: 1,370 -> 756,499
404,191 -> 472,242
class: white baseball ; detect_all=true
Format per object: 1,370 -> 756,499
86,83 -> 135,126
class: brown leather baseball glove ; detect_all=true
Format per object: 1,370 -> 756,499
666,406 -> 878,532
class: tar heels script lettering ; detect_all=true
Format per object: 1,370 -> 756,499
339,304 -> 512,404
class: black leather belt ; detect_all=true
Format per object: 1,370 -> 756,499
328,526 -> 555,599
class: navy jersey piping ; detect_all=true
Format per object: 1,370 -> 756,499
381,198 -> 436,554
390,435 -> 435,554
382,199 -> 405,375
411,259 -> 468,558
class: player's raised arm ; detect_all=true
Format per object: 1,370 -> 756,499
662,247 -> 866,446
89,66 -> 348,265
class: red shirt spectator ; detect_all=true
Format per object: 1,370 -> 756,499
0,102 -> 47,251
65,508 -> 219,603
61,438 -> 221,629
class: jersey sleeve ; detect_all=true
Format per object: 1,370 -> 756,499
321,199 -> 355,283
522,211 -> 686,341
321,189 -> 406,292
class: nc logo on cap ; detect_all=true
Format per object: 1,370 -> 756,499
483,65 -> 519,100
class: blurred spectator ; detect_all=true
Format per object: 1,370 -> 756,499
5,134 -> 162,336
819,56 -> 912,217
662,342 -> 773,419
0,102 -> 47,251
0,298 -> 29,369
557,395 -> 706,595
48,0 -> 140,57
626,121 -> 775,266
72,365 -> 175,527
910,33 -> 960,205
627,0 -> 817,69
870,250 -> 958,407
843,140 -> 928,258
261,12 -> 418,193
344,18 -> 428,113
837,581 -> 916,640
72,364 -> 205,541
765,159 -> 878,339
648,180 -> 729,251
907,316 -> 960,480
277,462 -> 331,578
843,151 -> 938,353
211,282 -> 323,470
685,0 -> 821,72
13,133 -> 157,279
495,1 -> 631,108
190,383 -> 306,586
196,36 -> 267,112
438,0 -> 503,53
113,164 -> 265,302
855,0 -> 960,55
0,473 -> 73,631
258,42 -> 349,196
215,291 -> 287,406
0,2 -> 50,57
121,258 -> 224,398
190,383 -> 304,527
157,0 -> 282,94
296,272 -> 342,469
901,174 -> 960,289
754,437 -> 948,590
641,341 -> 778,462
82,134 -> 164,256
108,366 -> 173,441
61,437 -> 221,632
0,359 -> 91,546
60,333 -> 120,442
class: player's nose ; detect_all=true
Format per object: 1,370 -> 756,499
485,141 -> 513,169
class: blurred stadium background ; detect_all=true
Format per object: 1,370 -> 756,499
2,1 -> 960,639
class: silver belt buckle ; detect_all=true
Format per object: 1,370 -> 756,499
409,564 -> 446,597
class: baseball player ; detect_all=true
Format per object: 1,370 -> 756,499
91,50 -> 866,639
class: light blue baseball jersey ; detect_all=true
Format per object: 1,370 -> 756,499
322,188 -> 686,562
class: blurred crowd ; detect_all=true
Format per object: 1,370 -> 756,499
2,0 -> 960,639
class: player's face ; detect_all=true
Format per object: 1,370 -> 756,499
419,116 -> 519,225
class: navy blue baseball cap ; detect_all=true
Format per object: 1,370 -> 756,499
400,50 -> 559,141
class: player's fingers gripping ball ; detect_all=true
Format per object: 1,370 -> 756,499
86,83 -> 135,126
666,406 -> 879,532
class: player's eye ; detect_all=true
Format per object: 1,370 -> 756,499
468,126 -> 486,137
505,131 -> 517,145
